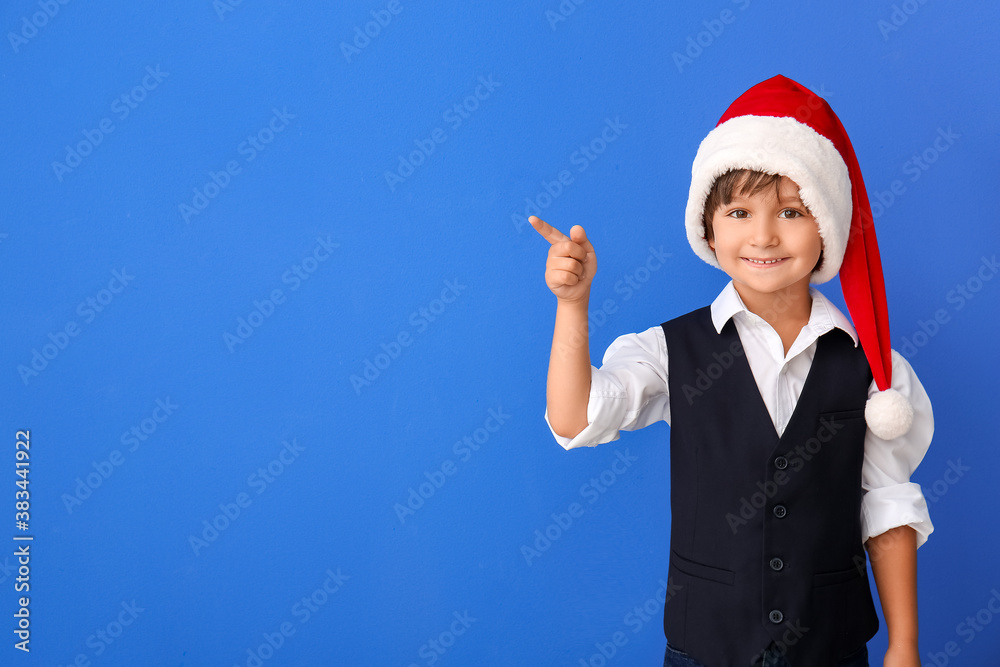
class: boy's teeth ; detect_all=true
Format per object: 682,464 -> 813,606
747,258 -> 781,264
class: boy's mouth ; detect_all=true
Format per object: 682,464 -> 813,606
742,257 -> 788,266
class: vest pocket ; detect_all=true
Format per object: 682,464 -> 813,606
669,550 -> 735,585
812,563 -> 866,588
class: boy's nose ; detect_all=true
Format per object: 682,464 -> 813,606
749,217 -> 780,247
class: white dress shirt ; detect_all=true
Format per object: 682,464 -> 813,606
544,281 -> 934,548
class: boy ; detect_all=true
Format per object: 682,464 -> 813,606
530,76 -> 933,667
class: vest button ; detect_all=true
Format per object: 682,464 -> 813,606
773,504 -> 787,518
774,456 -> 788,470
770,557 -> 784,571
769,609 -> 784,624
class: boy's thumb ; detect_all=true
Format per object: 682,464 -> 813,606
570,224 -> 589,246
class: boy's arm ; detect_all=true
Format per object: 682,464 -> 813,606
860,351 -> 933,667
529,216 -> 598,439
866,525 -> 920,666
546,299 -> 592,438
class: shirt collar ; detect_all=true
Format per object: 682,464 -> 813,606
709,280 -> 859,346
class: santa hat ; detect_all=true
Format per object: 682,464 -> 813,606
684,74 -> 913,440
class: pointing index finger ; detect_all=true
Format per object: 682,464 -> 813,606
528,215 -> 569,245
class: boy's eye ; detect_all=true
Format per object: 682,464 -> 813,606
727,209 -> 749,219
779,209 -> 802,219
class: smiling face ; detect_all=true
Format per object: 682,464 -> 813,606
706,174 -> 823,313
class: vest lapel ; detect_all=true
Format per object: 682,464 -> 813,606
719,319 -> 781,441
777,331 -> 832,447
720,319 -> 831,445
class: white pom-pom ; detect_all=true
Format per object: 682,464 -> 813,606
865,388 -> 914,440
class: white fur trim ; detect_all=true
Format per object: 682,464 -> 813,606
685,115 -> 853,284
865,387 -> 914,440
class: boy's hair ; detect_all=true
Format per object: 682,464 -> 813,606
702,168 -> 824,272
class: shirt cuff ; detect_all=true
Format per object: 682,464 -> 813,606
543,366 -> 630,450
861,482 -> 934,549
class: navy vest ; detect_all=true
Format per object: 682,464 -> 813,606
659,306 -> 879,667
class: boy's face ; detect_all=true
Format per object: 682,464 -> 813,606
706,175 -> 823,309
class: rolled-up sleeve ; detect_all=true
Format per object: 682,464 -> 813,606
861,349 -> 935,548
544,326 -> 671,450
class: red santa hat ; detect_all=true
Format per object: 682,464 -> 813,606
684,74 -> 913,440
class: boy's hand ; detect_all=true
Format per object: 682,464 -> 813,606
529,215 -> 597,305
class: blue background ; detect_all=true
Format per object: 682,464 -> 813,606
2,1 -> 999,665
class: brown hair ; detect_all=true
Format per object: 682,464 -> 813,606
702,168 -> 824,272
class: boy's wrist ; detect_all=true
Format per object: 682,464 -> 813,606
555,294 -> 590,309
887,632 -> 919,649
